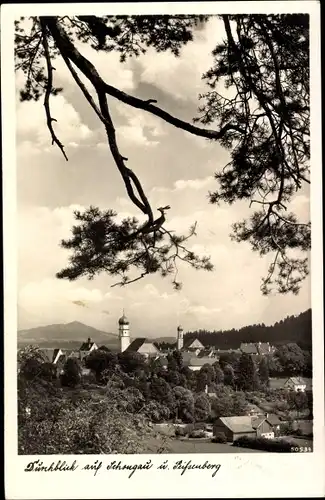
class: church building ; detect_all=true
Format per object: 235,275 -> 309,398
118,312 -> 160,358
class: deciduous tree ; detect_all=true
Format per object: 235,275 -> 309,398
275,343 -> 306,375
258,357 -> 270,387
194,392 -> 211,422
61,358 -> 81,387
118,351 -> 146,374
223,364 -> 235,387
85,349 -> 118,381
236,354 -> 258,391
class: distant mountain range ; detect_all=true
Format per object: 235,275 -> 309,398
18,321 -> 120,349
17,321 -> 176,349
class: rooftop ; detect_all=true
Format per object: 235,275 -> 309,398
286,376 -> 308,385
188,357 -> 216,367
125,338 -> 147,352
240,343 -> 258,355
79,338 -> 96,351
218,416 -> 254,433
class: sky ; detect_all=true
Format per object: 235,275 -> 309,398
16,16 -> 311,339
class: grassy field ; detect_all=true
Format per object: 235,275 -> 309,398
280,436 -> 313,450
142,436 -> 266,454
166,439 -> 266,453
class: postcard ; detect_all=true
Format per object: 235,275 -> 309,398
2,1 -> 324,498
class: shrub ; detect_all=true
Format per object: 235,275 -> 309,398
60,358 -> 81,388
212,432 -> 227,443
194,422 -> 207,430
175,427 -> 187,437
189,429 -> 205,438
233,436 -> 292,452
184,423 -> 194,434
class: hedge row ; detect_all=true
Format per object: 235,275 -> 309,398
233,436 -> 292,452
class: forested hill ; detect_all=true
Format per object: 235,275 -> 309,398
184,309 -> 312,350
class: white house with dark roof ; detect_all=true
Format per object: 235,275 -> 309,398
284,376 -> 308,392
42,348 -> 64,365
125,337 -> 160,358
79,337 -> 98,360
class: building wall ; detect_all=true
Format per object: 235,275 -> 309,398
119,325 -> 130,352
294,384 -> 306,392
213,422 -> 234,442
213,422 -> 257,442
120,335 -> 130,352
188,365 -> 202,372
79,344 -> 98,360
256,420 -> 274,438
259,431 -> 275,439
232,431 -> 256,442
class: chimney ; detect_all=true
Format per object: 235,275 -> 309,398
87,337 -> 91,344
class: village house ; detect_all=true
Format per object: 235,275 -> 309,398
197,348 -> 216,359
240,343 -> 259,355
251,416 -> 277,439
269,377 -> 312,391
213,416 -> 256,442
42,348 -> 65,365
125,337 -> 160,358
265,414 -> 282,436
182,337 -> 205,353
284,376 -> 308,392
213,414 -> 282,442
256,342 -> 276,355
185,356 -> 216,372
240,342 -> 275,356
79,337 -> 98,360
246,403 -> 265,417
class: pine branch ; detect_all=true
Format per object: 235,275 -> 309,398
40,20 -> 68,161
44,16 -> 246,142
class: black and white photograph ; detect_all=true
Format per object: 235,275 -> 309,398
2,1 -> 324,498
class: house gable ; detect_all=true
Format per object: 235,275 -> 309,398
184,338 -> 205,350
240,343 -> 258,355
125,338 -> 159,357
284,376 -> 307,391
137,342 -> 160,356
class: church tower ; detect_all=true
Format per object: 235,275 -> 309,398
177,325 -> 184,350
119,311 -> 130,352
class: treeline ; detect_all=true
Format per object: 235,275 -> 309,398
184,309 -> 312,350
